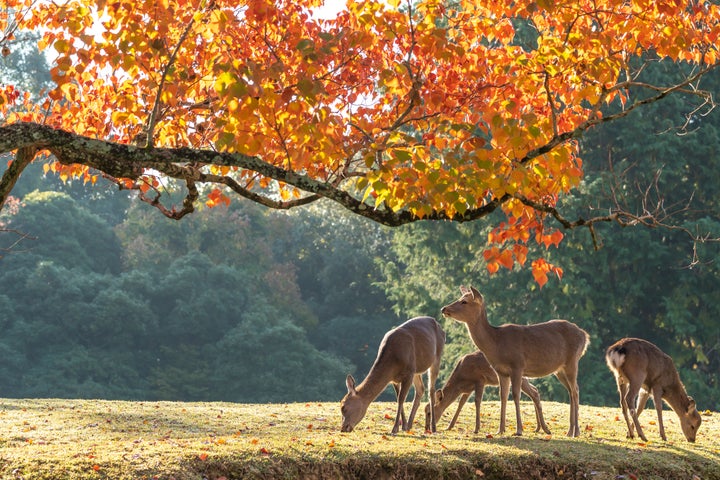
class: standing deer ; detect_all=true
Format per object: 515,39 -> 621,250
605,337 -> 702,442
340,316 -> 445,434
424,350 -> 551,434
441,286 -> 590,437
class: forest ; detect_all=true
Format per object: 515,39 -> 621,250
1,5 -> 719,413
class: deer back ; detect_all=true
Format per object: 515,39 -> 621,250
492,320 -> 590,377
606,337 -> 676,389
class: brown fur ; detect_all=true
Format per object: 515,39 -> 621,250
605,337 -> 701,442
441,286 -> 590,437
340,316 -> 445,434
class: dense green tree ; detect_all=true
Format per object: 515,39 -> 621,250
0,190 -> 122,273
214,311 -> 351,402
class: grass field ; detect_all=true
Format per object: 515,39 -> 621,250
0,397 -> 718,479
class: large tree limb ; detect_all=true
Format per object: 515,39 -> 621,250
0,122 -> 510,226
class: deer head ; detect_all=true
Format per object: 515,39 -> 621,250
680,397 -> 702,442
441,286 -> 485,323
340,375 -> 368,433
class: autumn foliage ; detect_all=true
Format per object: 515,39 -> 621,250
1,0 -> 719,283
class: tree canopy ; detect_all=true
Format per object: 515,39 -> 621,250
1,0 -> 719,281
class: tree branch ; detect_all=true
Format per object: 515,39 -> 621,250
0,122 -> 506,226
0,146 -> 37,207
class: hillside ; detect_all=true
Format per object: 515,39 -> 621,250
0,398 -> 717,479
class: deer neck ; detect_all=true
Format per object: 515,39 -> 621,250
356,360 -> 397,403
465,306 -> 498,355
435,383 -> 465,418
663,382 -> 691,416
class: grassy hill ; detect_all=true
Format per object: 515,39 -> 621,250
0,398 -> 718,479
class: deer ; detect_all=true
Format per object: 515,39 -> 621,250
605,337 -> 702,442
340,316 -> 445,434
424,350 -> 551,434
441,286 -> 590,437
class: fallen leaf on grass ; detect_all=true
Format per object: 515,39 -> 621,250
198,453 -> 208,461
260,447 -> 270,455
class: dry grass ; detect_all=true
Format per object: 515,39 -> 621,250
0,398 -> 718,479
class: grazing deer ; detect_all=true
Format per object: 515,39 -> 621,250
340,316 -> 445,434
441,286 -> 590,437
424,350 -> 551,434
605,337 -> 702,442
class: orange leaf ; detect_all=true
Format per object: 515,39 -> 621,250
198,453 -> 208,461
531,258 -> 563,287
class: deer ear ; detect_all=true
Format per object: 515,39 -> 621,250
688,396 -> 696,411
459,285 -> 468,294
346,374 -> 357,394
470,286 -> 482,299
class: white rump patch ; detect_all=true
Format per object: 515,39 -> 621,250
607,349 -> 626,371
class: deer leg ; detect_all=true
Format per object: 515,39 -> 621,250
406,374 -> 425,432
615,379 -> 634,438
473,384 -> 485,434
556,367 -> 581,437
636,388 -> 650,417
392,377 -> 413,434
426,390 -> 442,432
428,361 -> 440,433
572,376 -> 581,437
521,378 -> 551,434
449,393 -> 469,431
625,381 -> 648,442
511,371 -> 524,436
652,387 -> 667,441
497,374 -> 510,435
391,382 -> 401,402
